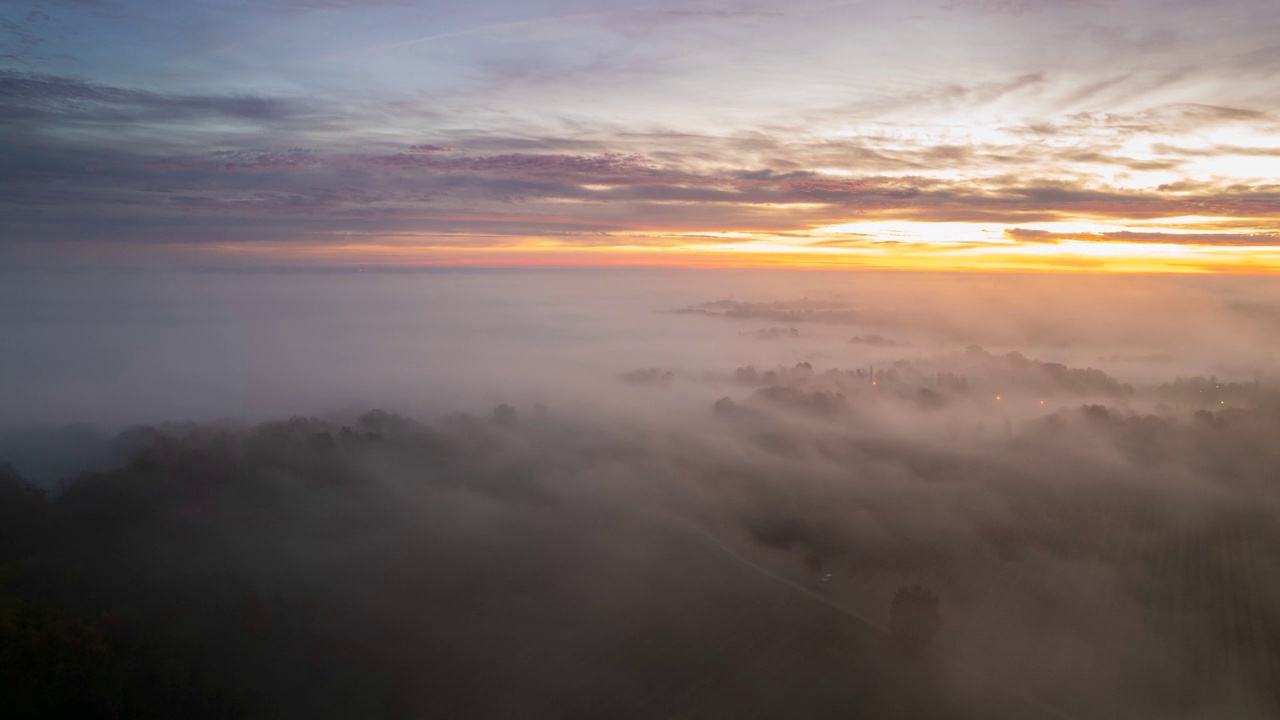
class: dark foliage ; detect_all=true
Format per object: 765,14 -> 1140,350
890,585 -> 942,656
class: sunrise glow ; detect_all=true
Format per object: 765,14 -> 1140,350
3,1 -> 1279,273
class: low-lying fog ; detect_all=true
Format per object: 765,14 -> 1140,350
3,268 -> 1277,429
3,268 -> 1280,719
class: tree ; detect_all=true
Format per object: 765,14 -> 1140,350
889,585 -> 941,655
491,404 -> 518,426
0,462 -> 48,562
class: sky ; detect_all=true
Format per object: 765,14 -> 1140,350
6,7 -> 1280,710
3,0 -> 1280,272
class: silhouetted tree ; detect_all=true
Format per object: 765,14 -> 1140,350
889,585 -> 941,655
803,551 -> 823,574
492,404 -> 518,426
0,462 -> 47,562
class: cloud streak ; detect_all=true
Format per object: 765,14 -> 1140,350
2,1 -> 1279,269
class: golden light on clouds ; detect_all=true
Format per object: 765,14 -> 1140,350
204,232 -> 1280,274
8,0 -> 1280,272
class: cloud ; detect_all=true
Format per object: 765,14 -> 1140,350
1006,228 -> 1280,245
2,50 -> 1280,265
1150,143 -> 1280,158
8,131 -> 1280,253
0,71 -> 311,124
4,268 -> 1280,716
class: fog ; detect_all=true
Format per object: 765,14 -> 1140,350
3,269 -> 1278,429
3,268 -> 1280,718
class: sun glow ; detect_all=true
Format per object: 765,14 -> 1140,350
198,207 -> 1280,274
203,229 -> 1280,274
812,221 -> 1007,244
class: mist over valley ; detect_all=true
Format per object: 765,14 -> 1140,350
4,269 -> 1280,718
